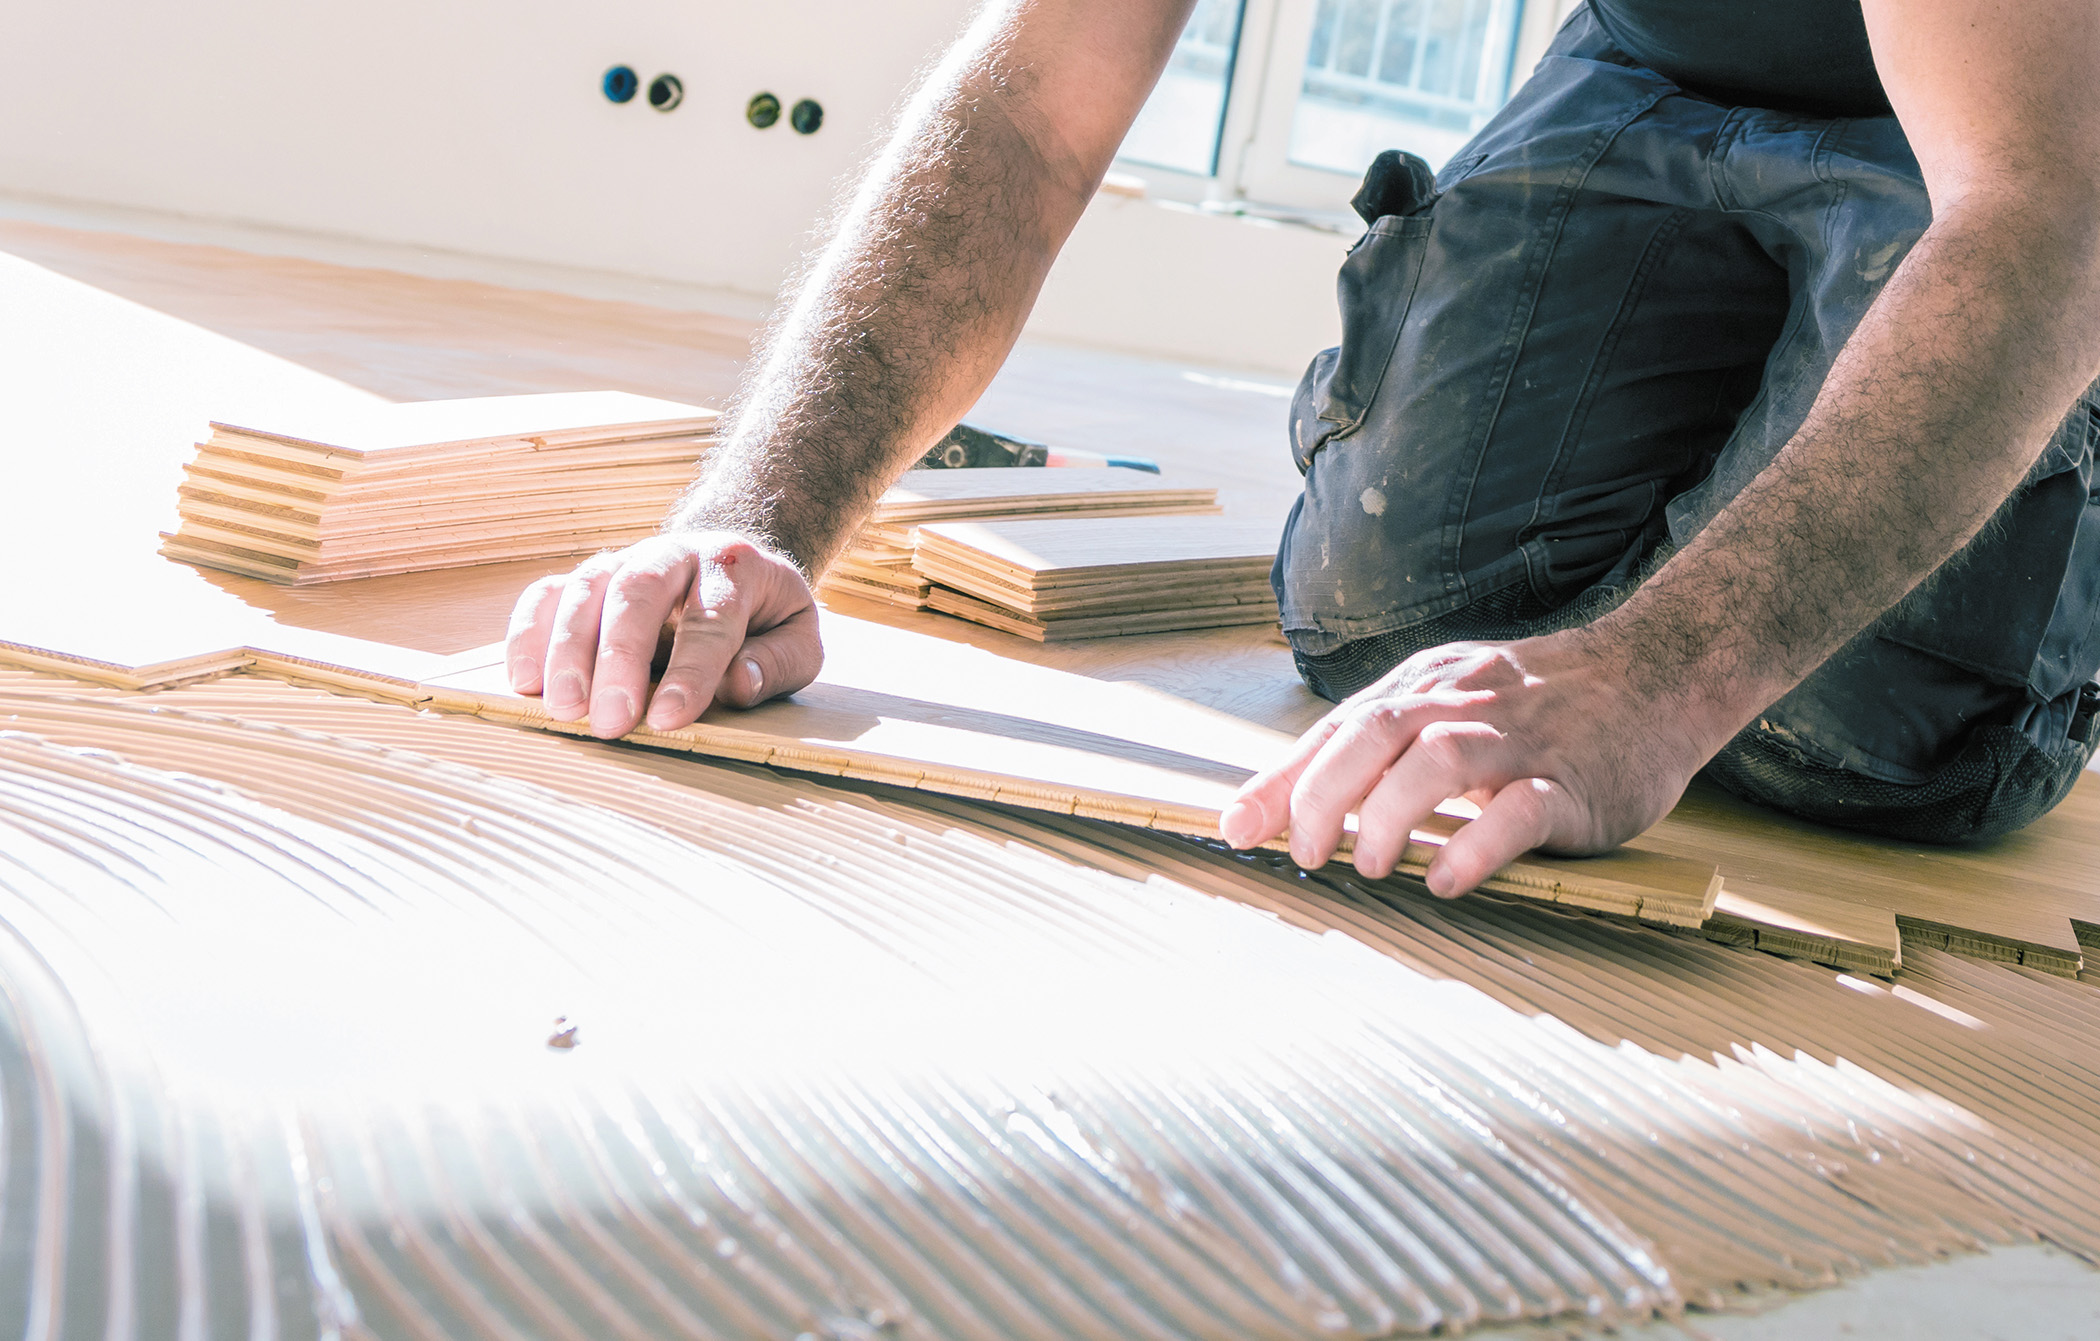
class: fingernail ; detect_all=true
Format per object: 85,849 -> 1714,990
735,657 -> 763,702
646,687 -> 688,729
508,656 -> 540,694
1426,867 -> 1455,898
591,686 -> 634,731
548,669 -> 586,714
1219,799 -> 1255,846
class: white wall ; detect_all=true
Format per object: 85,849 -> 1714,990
0,1 -> 970,291
0,0 -> 1342,373
1029,195 -> 1343,376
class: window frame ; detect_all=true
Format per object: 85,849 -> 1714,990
1116,0 -> 1575,217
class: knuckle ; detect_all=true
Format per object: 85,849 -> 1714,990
676,593 -> 742,633
1289,775 -> 1341,822
1412,727 -> 1471,774
1498,783 -> 1548,832
1403,643 -> 1495,692
592,641 -> 654,674
574,550 -> 625,581
607,567 -> 669,604
705,573 -> 751,608
1348,700 -> 1409,740
708,538 -> 769,572
563,569 -> 614,604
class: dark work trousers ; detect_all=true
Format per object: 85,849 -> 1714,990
1274,6 -> 2100,843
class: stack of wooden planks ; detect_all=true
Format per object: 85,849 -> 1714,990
914,513 -> 1282,641
821,467 -> 1220,609
160,392 -> 717,583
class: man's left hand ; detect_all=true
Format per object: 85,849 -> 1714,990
1217,631 -> 1715,896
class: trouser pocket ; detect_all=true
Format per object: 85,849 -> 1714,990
1290,212 -> 1435,474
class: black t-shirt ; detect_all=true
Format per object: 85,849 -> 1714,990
1588,0 -> 1891,117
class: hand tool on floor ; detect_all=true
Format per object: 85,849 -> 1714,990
920,421 -> 1160,473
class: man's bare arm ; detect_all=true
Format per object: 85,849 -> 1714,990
506,0 -> 1193,738
1602,0 -> 2100,743
1224,0 -> 2100,892
676,0 -> 1194,573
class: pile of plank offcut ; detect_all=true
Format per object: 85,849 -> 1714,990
819,467 -> 1220,609
913,513 -> 1281,641
161,392 -> 717,584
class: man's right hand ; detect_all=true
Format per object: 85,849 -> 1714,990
503,531 -> 823,740
497,0 -> 1200,743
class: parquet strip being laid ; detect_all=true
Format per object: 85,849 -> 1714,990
417,650 -> 1716,929
0,618 -> 1722,930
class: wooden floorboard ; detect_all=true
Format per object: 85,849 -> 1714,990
0,622 -> 1724,927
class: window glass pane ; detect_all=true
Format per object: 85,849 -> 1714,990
1118,0 -> 1248,177
1288,0 -> 1523,176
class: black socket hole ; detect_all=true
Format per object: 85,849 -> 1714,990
602,65 -> 638,104
746,92 -> 781,129
647,73 -> 684,112
790,98 -> 824,135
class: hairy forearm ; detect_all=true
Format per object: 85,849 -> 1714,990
665,5 -> 1149,576
1593,188 -> 2100,746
